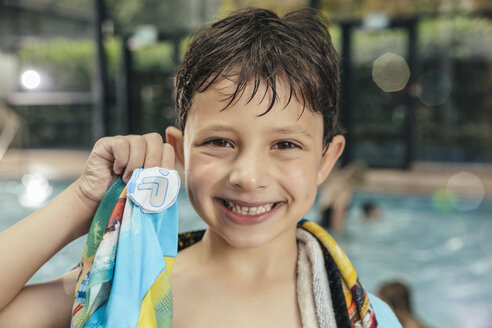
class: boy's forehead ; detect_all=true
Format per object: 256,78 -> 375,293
185,78 -> 324,137
192,77 -> 306,114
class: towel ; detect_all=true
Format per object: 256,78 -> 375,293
71,167 -> 180,328
296,232 -> 321,328
177,222 -> 378,328
298,219 -> 377,328
297,228 -> 337,328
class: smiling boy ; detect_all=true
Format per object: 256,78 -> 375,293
167,76 -> 343,327
0,8 -> 400,328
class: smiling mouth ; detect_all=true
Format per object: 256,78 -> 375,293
215,197 -> 284,225
222,199 -> 275,216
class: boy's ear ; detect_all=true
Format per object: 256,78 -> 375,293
317,135 -> 345,185
165,126 -> 185,169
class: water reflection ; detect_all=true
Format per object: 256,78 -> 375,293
19,173 -> 52,207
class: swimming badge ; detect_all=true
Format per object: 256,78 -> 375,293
127,167 -> 180,213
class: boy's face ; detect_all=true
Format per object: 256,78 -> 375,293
167,79 -> 344,249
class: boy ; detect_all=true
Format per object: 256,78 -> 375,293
0,8 -> 400,327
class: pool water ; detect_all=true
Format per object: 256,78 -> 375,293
339,192 -> 492,328
1,178 -> 491,327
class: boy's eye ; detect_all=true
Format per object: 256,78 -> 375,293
206,138 -> 233,148
273,141 -> 300,150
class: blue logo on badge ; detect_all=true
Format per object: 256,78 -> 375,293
127,167 -> 180,213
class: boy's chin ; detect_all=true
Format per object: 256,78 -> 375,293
211,226 -> 296,251
223,234 -> 269,250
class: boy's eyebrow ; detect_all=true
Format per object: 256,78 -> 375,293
196,125 -> 314,138
270,127 -> 314,138
197,124 -> 236,133
198,124 -> 313,138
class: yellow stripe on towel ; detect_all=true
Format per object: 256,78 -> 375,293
301,220 -> 358,287
137,256 -> 175,327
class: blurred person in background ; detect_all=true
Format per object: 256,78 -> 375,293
318,162 -> 365,233
361,201 -> 382,221
378,280 -> 427,328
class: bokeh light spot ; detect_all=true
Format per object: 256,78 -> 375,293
431,187 -> 456,212
417,70 -> 451,106
20,69 -> 41,90
19,173 -> 52,207
447,171 -> 484,211
372,53 -> 410,92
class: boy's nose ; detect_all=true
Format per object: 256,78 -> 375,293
228,150 -> 270,191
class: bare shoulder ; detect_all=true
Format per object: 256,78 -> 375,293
0,269 -> 77,328
171,241 -> 207,305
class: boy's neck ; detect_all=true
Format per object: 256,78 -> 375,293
197,227 -> 299,281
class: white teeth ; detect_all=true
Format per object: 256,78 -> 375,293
224,200 -> 274,216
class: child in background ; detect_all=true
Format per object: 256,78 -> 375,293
0,8 -> 401,327
378,281 -> 427,328
362,201 -> 382,221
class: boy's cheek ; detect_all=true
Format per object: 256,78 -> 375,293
278,163 -> 316,186
186,155 -> 223,188
280,165 -> 318,203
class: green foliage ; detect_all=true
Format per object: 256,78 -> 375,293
18,39 -> 94,91
321,0 -> 492,20
419,15 -> 492,59
353,28 -> 407,64
54,0 -> 91,8
352,16 -> 492,64
105,0 -> 196,34
134,42 -> 175,71
17,38 -> 123,91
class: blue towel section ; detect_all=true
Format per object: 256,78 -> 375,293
106,206 -> 173,326
83,167 -> 180,328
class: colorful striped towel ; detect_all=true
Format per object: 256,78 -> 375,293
71,167 -> 180,328
298,219 -> 377,327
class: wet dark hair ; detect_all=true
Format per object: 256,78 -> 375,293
175,8 -> 342,147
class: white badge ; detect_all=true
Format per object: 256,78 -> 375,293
127,167 -> 180,213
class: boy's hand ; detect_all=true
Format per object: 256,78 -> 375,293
0,133 -> 176,323
75,133 -> 175,209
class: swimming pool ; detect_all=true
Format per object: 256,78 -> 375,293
340,192 -> 492,328
1,178 -> 490,327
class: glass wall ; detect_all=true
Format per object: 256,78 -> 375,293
348,15 -> 492,165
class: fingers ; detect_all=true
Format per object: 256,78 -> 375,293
109,133 -> 175,183
111,137 -> 130,176
82,133 -> 177,204
161,143 -> 175,170
122,136 -> 146,182
142,133 -> 165,169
